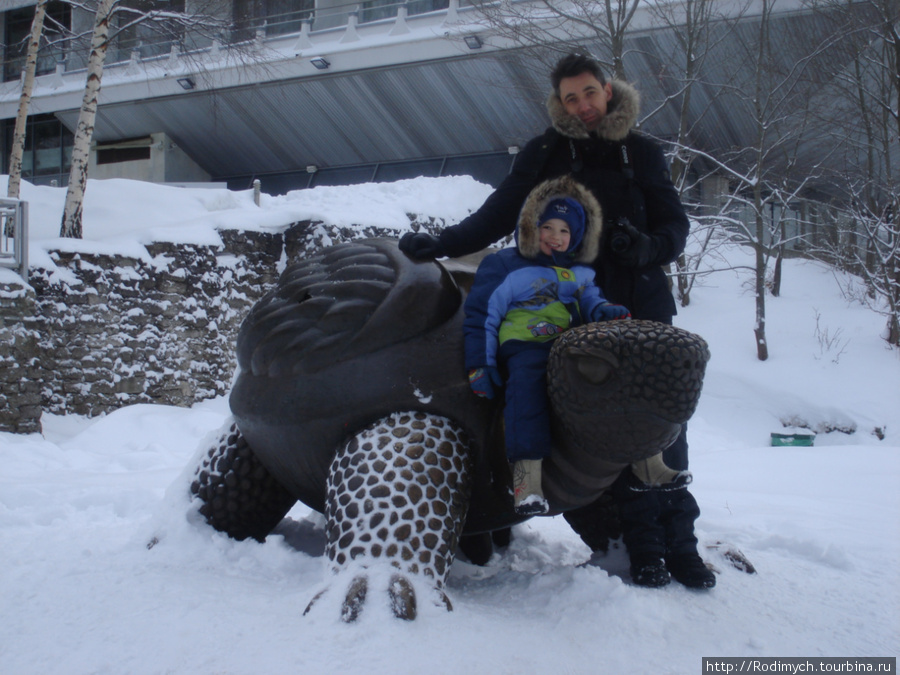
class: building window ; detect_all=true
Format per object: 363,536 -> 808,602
3,1 -> 71,83
2,113 -> 74,186
110,0 -> 186,63
232,0 -> 314,42
442,153 -> 514,187
361,0 -> 449,23
374,158 -> 442,183
96,146 -> 151,165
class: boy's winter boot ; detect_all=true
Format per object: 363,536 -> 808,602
629,552 -> 671,588
512,459 -> 550,516
629,453 -> 692,491
665,551 -> 716,589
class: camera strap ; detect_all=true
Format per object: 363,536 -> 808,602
618,142 -> 645,224
567,139 -> 584,173
618,143 -> 634,179
562,136 -> 643,222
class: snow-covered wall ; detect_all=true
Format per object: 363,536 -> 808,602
0,219 -> 407,434
0,276 -> 42,433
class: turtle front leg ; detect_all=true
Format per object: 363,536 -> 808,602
304,411 -> 473,622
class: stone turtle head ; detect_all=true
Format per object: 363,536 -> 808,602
543,319 -> 709,509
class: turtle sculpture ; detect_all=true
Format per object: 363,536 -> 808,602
188,237 -> 710,621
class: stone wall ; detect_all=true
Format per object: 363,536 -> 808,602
0,277 -> 43,434
0,220 -> 405,435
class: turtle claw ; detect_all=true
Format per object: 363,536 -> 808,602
304,571 -> 451,622
341,575 -> 369,623
387,574 -> 455,619
302,587 -> 326,617
302,574 -> 370,622
389,574 -> 417,621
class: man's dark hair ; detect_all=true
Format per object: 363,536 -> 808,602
551,53 -> 607,94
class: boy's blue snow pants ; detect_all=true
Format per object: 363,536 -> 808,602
498,340 -> 555,462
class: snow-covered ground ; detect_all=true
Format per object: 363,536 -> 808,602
1,177 -> 898,674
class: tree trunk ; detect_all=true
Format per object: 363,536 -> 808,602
754,261 -> 769,361
890,254 -> 900,347
771,246 -> 782,298
754,188 -> 769,361
604,0 -> 639,80
60,0 -> 116,239
676,252 -> 691,306
7,0 -> 49,202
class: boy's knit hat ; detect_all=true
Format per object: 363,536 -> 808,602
539,197 -> 586,252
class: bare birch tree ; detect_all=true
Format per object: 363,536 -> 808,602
59,0 -> 229,238
7,0 -> 50,202
59,0 -> 115,239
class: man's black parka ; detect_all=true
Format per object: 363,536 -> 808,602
437,80 -> 689,324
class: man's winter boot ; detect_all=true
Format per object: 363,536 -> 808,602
512,459 -> 549,516
666,551 -> 716,589
563,492 -> 622,553
629,553 -> 671,588
630,453 -> 692,491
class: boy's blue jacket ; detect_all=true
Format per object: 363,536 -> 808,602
464,176 -> 611,370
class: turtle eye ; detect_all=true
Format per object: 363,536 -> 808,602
576,357 -> 612,384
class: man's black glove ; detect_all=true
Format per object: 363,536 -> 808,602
399,232 -> 445,260
611,219 -> 661,269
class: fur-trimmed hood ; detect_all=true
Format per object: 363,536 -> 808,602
546,79 -> 640,142
516,175 -> 603,265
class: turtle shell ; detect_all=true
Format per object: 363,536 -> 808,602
230,238 -> 499,513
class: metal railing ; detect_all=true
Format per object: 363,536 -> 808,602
0,198 -> 29,283
2,0 -> 477,79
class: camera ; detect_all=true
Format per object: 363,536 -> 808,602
610,217 -> 633,254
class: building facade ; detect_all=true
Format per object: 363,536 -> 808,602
0,0 -> 890,211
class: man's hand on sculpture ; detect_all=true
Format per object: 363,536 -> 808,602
399,232 -> 444,260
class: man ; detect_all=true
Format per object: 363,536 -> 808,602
400,53 -> 715,589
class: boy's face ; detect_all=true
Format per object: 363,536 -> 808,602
539,218 -> 572,256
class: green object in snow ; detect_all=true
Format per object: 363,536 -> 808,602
771,431 -> 816,447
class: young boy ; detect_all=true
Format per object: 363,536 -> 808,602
463,176 -> 630,515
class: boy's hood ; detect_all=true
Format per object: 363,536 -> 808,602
516,175 -> 603,265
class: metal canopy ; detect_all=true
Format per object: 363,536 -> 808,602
54,53 -> 551,182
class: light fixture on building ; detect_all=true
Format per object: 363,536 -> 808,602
508,145 -> 520,155
310,56 -> 330,70
306,165 -> 318,173
464,35 -> 482,49
176,77 -> 195,90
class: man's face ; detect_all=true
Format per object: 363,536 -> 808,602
558,72 -> 613,131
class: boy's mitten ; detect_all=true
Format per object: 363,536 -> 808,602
468,366 -> 502,399
594,302 -> 631,321
399,232 -> 444,260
